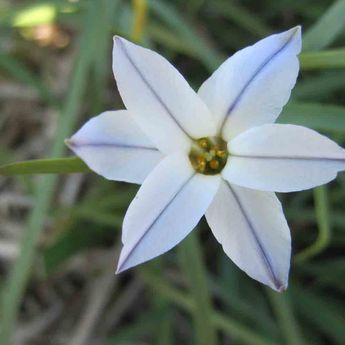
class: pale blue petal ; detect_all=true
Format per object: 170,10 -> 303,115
224,124 -> 345,192
113,37 -> 216,154
67,110 -> 163,184
198,26 -> 301,139
206,180 -> 290,291
117,154 -> 220,273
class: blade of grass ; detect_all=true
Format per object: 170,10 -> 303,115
210,0 -> 271,37
295,186 -> 331,263
290,286 -> 345,344
0,3 -> 105,343
90,0 -> 120,114
0,157 -> 90,176
147,22 -> 195,56
148,0 -> 224,71
287,207 -> 345,229
303,0 -> 345,51
211,275 -> 279,340
266,290 -> 304,345
103,310 -> 164,345
149,261 -> 174,345
140,269 -> 276,345
300,48 -> 345,70
0,53 -> 56,106
178,232 -> 218,345
279,102 -> 345,133
293,71 -> 345,101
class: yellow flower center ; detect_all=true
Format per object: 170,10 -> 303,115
189,137 -> 228,175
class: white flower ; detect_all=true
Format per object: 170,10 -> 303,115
67,26 -> 345,291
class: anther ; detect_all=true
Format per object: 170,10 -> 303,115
209,159 -> 219,170
189,136 -> 228,175
216,150 -> 226,158
196,157 -> 206,172
198,138 -> 209,149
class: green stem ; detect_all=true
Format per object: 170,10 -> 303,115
131,0 -> 148,42
295,186 -> 331,263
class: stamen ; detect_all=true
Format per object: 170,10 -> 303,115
198,138 -> 209,149
216,150 -> 226,158
209,159 -> 219,170
189,137 -> 228,175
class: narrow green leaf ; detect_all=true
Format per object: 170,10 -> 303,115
150,262 -> 174,345
0,2 -> 109,343
103,310 -> 163,345
147,22 -> 195,56
266,290 -> 304,345
0,157 -> 90,176
148,0 -> 224,71
178,233 -> 218,345
293,71 -> 345,101
291,286 -> 345,344
210,0 -> 271,37
279,102 -> 345,133
303,0 -> 345,51
211,274 -> 279,339
140,269 -> 276,345
300,48 -> 345,70
0,54 -> 56,106
43,215 -> 120,273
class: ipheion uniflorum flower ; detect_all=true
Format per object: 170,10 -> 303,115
66,26 -> 345,291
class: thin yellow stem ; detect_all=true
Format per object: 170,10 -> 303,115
131,0 -> 147,42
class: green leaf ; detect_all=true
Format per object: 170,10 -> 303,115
293,71 -> 345,101
43,217 -> 118,273
303,0 -> 345,51
279,102 -> 345,132
266,290 -> 304,345
140,269 -> 276,345
0,54 -> 56,106
300,48 -> 345,70
0,2 -> 111,343
0,157 -> 90,176
291,286 -> 345,344
178,233 -> 218,345
209,0 -> 271,37
148,0 -> 224,71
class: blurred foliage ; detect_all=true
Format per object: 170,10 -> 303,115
0,0 -> 345,344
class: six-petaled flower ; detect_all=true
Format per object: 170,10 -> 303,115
67,26 -> 345,291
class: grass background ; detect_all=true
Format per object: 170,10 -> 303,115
0,0 -> 345,344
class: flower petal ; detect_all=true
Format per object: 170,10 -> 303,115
116,154 -> 220,273
223,124 -> 345,192
206,180 -> 290,291
198,27 -> 301,139
113,37 -> 216,154
67,110 -> 163,184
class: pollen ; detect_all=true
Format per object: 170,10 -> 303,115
198,138 -> 209,149
209,159 -> 220,170
189,137 -> 228,175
